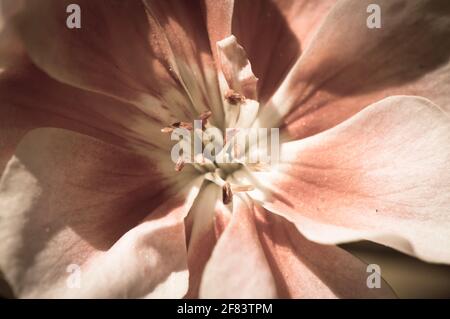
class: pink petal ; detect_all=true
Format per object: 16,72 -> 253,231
0,128 -> 201,298
245,96 -> 450,264
0,61 -> 171,173
14,0 -> 220,123
254,205 -> 395,298
199,195 -> 277,298
200,195 -> 394,298
202,0 -> 234,65
142,0 -> 225,123
231,0 -> 337,102
257,0 -> 450,140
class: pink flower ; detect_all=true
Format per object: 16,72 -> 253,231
0,0 -> 449,298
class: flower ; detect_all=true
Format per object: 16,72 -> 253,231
0,0 -> 449,298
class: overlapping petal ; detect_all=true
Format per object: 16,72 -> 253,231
257,0 -> 450,141
184,184 -> 231,298
0,61 -> 170,174
254,205 -> 395,298
14,0 -> 223,125
0,128 -> 201,298
242,96 -> 450,263
200,195 -> 395,298
199,195 -> 277,298
204,0 -> 337,103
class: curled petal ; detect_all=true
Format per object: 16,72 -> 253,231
216,35 -> 259,128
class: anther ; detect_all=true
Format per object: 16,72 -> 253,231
161,120 -> 193,133
175,158 -> 185,172
222,182 -> 233,205
200,110 -> 212,128
161,127 -> 174,133
199,110 -> 212,121
231,184 -> 255,192
225,89 -> 246,105
172,121 -> 193,130
247,162 -> 270,171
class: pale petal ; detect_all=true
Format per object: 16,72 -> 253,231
184,184 -> 230,298
0,128 -> 201,298
199,195 -> 277,298
244,96 -> 450,264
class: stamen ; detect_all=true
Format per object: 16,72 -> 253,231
233,142 -> 241,160
194,153 -> 206,165
175,158 -> 185,172
195,154 -> 217,172
224,128 -> 239,144
222,182 -> 233,205
161,120 -> 193,133
225,89 -> 246,105
199,111 -> 212,127
172,121 -> 193,130
204,171 -> 227,187
161,127 -> 174,133
204,171 -> 254,205
231,184 -> 255,192
247,162 -> 271,171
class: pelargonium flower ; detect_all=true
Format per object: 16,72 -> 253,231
0,0 -> 449,298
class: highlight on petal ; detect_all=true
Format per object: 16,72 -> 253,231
257,0 -> 450,141
0,128 -> 201,298
184,183 -> 231,298
244,96 -> 450,264
199,195 -> 277,299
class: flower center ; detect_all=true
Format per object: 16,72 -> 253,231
162,109 -> 262,204
160,35 -> 280,204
